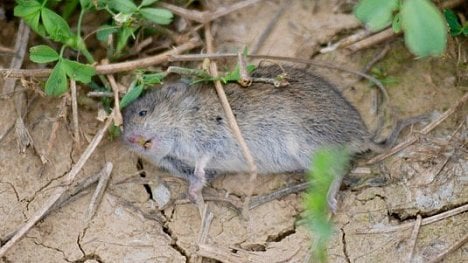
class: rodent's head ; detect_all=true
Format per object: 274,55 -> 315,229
122,81 -> 195,160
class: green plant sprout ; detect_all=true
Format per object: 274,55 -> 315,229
14,0 -> 174,96
354,0 -> 450,57
303,147 -> 350,262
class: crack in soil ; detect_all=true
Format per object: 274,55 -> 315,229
136,158 -> 188,260
136,158 -> 153,200
31,237 -> 72,262
355,193 -> 387,202
72,254 -> 104,263
162,223 -> 189,260
24,171 -> 68,211
76,230 -> 87,258
340,227 -> 351,263
0,181 -> 20,202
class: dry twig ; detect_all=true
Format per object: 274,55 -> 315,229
0,38 -> 201,78
237,51 -> 252,86
85,162 -> 113,223
159,0 -> 264,24
193,205 -> 215,263
250,1 -> 288,54
204,24 -> 258,219
0,45 -> 15,54
406,214 -> 422,262
70,80 -> 80,144
103,59 -> 123,126
2,20 -> 30,95
45,96 -> 68,159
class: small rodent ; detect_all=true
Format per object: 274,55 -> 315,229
122,65 -> 411,211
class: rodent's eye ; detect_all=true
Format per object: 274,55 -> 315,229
138,110 -> 147,117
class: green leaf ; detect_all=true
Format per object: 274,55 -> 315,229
354,0 -> 398,31
120,82 -> 144,109
401,0 -> 447,57
140,0 -> 159,7
142,72 -> 166,85
96,25 -> 118,42
29,45 -> 59,63
14,0 -> 45,35
463,26 -> 468,36
14,0 -> 41,17
443,9 -> 463,36
108,0 -> 138,13
62,59 -> 96,83
45,62 -> 68,96
41,7 -> 74,42
221,64 -> 256,84
139,8 -> 173,25
392,12 -> 401,33
116,25 -> 136,55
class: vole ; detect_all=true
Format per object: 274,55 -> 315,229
122,65 -> 417,211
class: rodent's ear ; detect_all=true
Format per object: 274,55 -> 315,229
164,82 -> 189,98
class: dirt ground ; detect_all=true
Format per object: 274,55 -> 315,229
0,0 -> 467,262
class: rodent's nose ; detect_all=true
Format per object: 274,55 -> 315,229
127,135 -> 137,144
126,134 -> 152,149
126,134 -> 144,144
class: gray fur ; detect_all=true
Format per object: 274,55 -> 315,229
122,65 -> 375,205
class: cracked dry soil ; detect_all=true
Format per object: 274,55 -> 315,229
1,1 -> 467,262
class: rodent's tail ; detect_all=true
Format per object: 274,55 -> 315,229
372,113 -> 431,149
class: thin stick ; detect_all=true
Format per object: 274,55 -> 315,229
347,28 -> 395,53
250,1 -> 288,54
193,205 -> 215,263
361,44 -> 391,74
46,96 -> 68,158
159,0 -> 264,24
204,24 -> 258,219
320,29 -> 371,53
0,38 -> 201,78
367,92 -> 468,164
237,51 -> 252,87
85,162 -> 113,223
70,80 -> 80,144
406,214 -> 422,263
104,59 -> 123,126
3,20 -> 30,95
0,45 -> 15,54
0,112 -> 114,257
249,182 -> 309,209
87,91 -> 114,98
427,232 -> 468,263
356,203 -> 468,234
